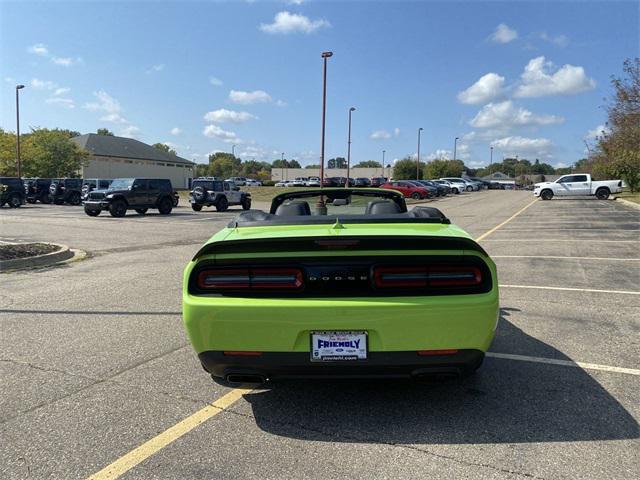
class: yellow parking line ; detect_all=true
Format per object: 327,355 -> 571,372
86,386 -> 252,480
475,198 -> 538,242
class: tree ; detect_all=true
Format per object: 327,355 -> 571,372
195,163 -> 209,177
393,157 -> 426,179
272,159 -> 301,169
591,58 -> 640,191
353,160 -> 382,168
305,164 -> 320,169
423,159 -> 465,179
327,157 -> 346,169
152,142 -> 177,156
0,128 -> 89,177
208,152 -> 240,178
96,128 -> 114,136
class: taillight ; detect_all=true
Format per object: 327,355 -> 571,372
373,265 -> 482,289
197,267 -> 303,291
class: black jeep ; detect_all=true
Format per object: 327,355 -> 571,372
189,178 -> 251,212
83,178 -> 174,217
0,177 -> 26,208
24,178 -> 53,203
82,179 -> 112,201
49,178 -> 83,205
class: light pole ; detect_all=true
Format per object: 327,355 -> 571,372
382,150 -> 386,177
416,127 -> 423,180
453,136 -> 459,161
317,51 -> 333,214
281,152 -> 285,181
231,144 -> 236,157
490,146 -> 494,170
15,84 -> 25,177
346,107 -> 355,187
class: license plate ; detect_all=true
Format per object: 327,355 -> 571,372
310,331 -> 367,362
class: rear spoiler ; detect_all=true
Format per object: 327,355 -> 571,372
192,235 -> 488,261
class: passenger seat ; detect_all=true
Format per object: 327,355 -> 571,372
275,201 -> 312,216
365,200 -> 401,215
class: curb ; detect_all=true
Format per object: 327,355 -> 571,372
0,243 -> 74,271
614,197 -> 640,210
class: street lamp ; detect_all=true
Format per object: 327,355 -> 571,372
490,146 -> 494,169
281,152 -> 285,181
453,136 -> 459,161
416,127 -> 423,180
382,150 -> 386,177
15,84 -> 25,177
317,51 -> 333,214
346,107 -> 356,187
231,144 -> 236,157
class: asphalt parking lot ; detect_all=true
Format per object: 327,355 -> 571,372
1,190 -> 638,479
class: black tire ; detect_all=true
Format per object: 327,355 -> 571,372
453,188 -> 460,194
411,192 -> 421,200
40,194 -> 52,204
54,198 -> 64,205
241,196 -> 251,210
8,195 -> 22,208
172,196 -> 179,207
540,189 -> 554,200
109,199 -> 127,217
191,203 -> 203,212
26,198 -> 36,204
135,208 -> 148,215
84,207 -> 100,217
215,196 -> 229,212
466,186 -> 473,192
68,192 -> 81,206
157,197 -> 173,215
595,188 -> 610,200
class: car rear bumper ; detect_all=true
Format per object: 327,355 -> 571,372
200,349 -> 484,381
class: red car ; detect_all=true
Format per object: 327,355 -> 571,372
380,181 -> 430,199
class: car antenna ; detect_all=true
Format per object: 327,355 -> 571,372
332,218 -> 345,230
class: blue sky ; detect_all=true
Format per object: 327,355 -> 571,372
1,0 -> 638,168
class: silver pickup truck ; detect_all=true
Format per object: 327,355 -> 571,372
534,174 -> 623,200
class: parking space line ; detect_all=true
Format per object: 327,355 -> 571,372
481,239 -> 639,243
493,255 -> 639,261
475,198 -> 538,241
86,386 -> 252,480
499,284 -> 640,295
487,352 -> 640,376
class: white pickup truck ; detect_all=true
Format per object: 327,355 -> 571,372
533,174 -> 623,200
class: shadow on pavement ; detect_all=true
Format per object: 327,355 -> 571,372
245,315 -> 639,444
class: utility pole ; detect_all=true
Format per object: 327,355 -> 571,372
416,127 -> 423,180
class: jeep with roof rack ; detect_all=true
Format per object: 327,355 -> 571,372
189,178 -> 251,212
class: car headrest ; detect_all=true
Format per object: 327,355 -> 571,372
365,200 -> 401,215
275,200 -> 311,216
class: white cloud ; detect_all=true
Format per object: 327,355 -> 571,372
119,125 -> 141,138
489,23 -> 518,44
203,124 -> 241,143
427,149 -> 453,161
28,43 -> 49,56
84,90 -> 127,124
491,135 -> 553,157
54,87 -> 70,96
170,127 -> 182,136
275,99 -> 288,107
52,56 -> 82,67
514,56 -> 596,98
260,11 -> 330,35
204,108 -> 257,123
30,78 -> 57,90
146,63 -> 165,73
209,76 -> 223,86
228,89 -> 272,104
470,100 -> 564,129
45,97 -> 75,109
585,124 -> 611,140
539,32 -> 569,47
394,128 -> 400,137
5,77 -> 15,83
370,130 -> 392,140
457,73 -> 505,105
287,0 -> 304,4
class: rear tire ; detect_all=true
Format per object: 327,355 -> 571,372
411,192 -> 421,200
68,192 -> 81,206
135,208 -> 148,215
216,196 -> 229,212
41,194 -> 52,204
595,188 -> 610,200
241,197 -> 251,210
540,189 -> 554,200
84,207 -> 100,217
9,195 -> 21,208
109,199 -> 127,217
26,198 -> 36,204
466,186 -> 473,192
157,197 -> 173,215
191,204 -> 203,212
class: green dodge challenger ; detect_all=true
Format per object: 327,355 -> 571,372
183,188 -> 499,383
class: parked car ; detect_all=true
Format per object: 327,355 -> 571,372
246,179 -> 263,186
305,177 -> 321,187
189,178 -> 251,212
370,177 -> 388,187
353,177 -> 371,187
407,181 -> 437,198
275,180 -> 293,187
290,178 -> 307,187
380,181 -> 429,199
421,180 -> 449,196
322,177 -> 339,187
24,178 -> 52,204
83,178 -> 175,217
81,179 -> 112,201
49,178 -> 83,205
466,177 -> 490,189
441,177 -> 478,192
435,179 -> 464,194
0,177 -> 26,208
183,188 -> 499,384
534,174 -> 623,200
226,177 -> 247,186
488,182 -> 506,190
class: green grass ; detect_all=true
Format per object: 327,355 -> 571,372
618,189 -> 640,204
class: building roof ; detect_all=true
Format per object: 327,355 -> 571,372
72,134 -> 195,166
481,171 -> 514,181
